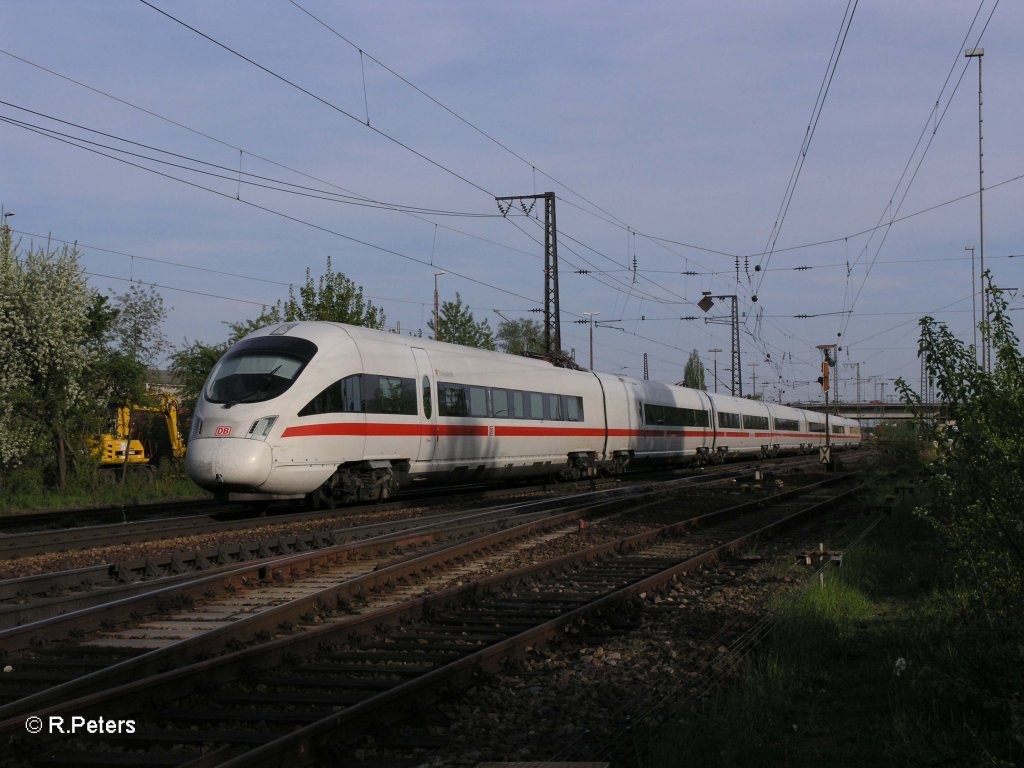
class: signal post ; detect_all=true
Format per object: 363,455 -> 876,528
816,344 -> 837,470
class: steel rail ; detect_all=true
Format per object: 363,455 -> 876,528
0,471 -> 864,766
0,457 -> 789,624
0,483 -> 663,721
0,453 -> 836,557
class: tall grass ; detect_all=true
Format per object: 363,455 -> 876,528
0,459 -> 208,515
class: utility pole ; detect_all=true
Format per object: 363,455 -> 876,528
708,348 -> 722,394
433,271 -> 445,343
816,344 -> 837,470
966,245 -> 978,364
583,312 -> 600,369
920,352 -> 930,404
844,362 -> 862,403
749,363 -> 759,400
965,48 -> 987,372
496,192 -> 560,358
699,293 -> 741,396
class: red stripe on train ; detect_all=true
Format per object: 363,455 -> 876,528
280,422 -> 860,440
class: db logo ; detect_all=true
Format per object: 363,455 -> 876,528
215,425 -> 232,436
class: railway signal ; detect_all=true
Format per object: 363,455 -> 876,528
816,344 -> 838,470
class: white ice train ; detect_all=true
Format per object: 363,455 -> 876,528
187,321 -> 861,505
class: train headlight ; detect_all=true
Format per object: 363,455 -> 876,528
247,415 -> 278,441
190,417 -> 203,440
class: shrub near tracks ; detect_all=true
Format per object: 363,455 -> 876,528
640,491 -> 1022,768
0,462 -> 204,517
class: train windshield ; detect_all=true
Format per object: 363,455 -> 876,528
205,335 -> 318,407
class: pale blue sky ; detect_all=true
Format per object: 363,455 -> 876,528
3,1 -> 1021,403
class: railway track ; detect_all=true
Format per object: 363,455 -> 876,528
0,487 -> 631,639
1,466 -> 867,767
0,454 -> 844,560
0,498 -> 406,560
0,500 -> 224,536
0,471 -> 734,711
0,501 -> 540,629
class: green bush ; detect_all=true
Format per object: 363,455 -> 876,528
640,498 -> 1020,768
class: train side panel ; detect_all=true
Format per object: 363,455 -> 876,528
765,402 -> 814,454
706,392 -> 773,457
632,380 -> 711,464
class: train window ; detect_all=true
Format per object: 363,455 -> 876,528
435,383 -> 582,422
547,393 -> 563,421
468,386 -> 488,417
743,415 -> 769,430
644,404 -> 661,425
491,388 -> 524,419
564,395 -> 584,422
528,392 -> 544,420
511,390 -> 525,419
422,377 -> 432,420
363,375 -> 417,415
808,421 -> 827,433
299,381 -> 341,416
718,412 -> 740,429
206,335 -> 317,406
774,417 -> 798,431
832,425 -> 845,435
439,383 -> 468,417
342,376 -> 362,412
207,353 -> 305,405
491,389 -> 510,418
643,403 -> 706,428
299,375 -> 362,416
851,426 -> 860,436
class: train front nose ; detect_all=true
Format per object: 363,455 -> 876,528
187,437 -> 273,491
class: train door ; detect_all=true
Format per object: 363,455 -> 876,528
631,382 -> 649,459
706,394 -> 720,454
411,348 -> 437,464
595,373 -> 634,465
694,389 -> 714,455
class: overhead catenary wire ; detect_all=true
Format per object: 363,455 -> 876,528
0,47 -> 540,262
4,1 -> 1011,391
138,0 -> 496,199
0,103 -> 494,218
754,0 -> 860,295
837,0 -> 1000,340
4,109 -> 542,308
143,0 -> 744,318
16,91 -> 1016,291
2,90 -> 712,339
3,45 -> 703,322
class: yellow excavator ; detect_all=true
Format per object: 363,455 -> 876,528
93,393 -> 187,470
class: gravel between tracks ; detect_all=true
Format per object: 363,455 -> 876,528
342,514 -> 851,767
0,506 -> 432,580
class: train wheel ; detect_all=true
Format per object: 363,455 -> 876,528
305,487 -> 336,511
374,468 -> 396,502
